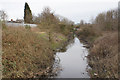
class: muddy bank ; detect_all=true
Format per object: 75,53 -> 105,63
76,37 -> 91,49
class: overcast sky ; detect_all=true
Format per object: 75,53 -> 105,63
0,0 -> 119,23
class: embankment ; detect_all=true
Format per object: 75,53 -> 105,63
2,26 -> 73,78
76,27 -> 118,78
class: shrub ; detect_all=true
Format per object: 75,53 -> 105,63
77,26 -> 100,44
25,25 -> 31,30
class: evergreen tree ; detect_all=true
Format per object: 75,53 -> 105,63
24,2 -> 32,23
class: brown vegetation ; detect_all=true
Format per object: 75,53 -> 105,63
2,24 -> 71,78
2,27 -> 55,78
33,7 -> 74,36
89,32 -> 118,78
76,9 -> 118,78
2,7 -> 74,78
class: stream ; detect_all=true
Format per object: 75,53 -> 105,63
52,37 -> 90,78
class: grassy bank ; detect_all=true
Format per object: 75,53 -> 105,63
2,26 -> 70,78
76,9 -> 118,78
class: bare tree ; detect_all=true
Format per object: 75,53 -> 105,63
94,9 -> 118,31
0,10 -> 7,21
40,7 -> 59,27
32,14 -> 41,24
40,7 -> 58,41
80,20 -> 84,25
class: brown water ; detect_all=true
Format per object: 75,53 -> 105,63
53,37 -> 90,78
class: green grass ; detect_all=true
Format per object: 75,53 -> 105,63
51,42 -> 61,50
38,33 -> 49,40
58,35 -> 67,41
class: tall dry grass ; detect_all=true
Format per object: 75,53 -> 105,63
2,27 -> 54,78
76,8 -> 118,78
88,32 -> 118,78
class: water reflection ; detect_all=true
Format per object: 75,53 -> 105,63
52,37 -> 90,78
38,37 -> 90,78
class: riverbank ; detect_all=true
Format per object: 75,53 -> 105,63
2,24 -> 73,78
76,8 -> 118,78
76,30 -> 118,78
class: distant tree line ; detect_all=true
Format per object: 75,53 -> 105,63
94,9 -> 118,31
78,9 -> 118,31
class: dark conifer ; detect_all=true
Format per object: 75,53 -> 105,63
24,2 -> 32,23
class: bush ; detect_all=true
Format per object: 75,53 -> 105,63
25,25 -> 31,30
77,26 -> 100,44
